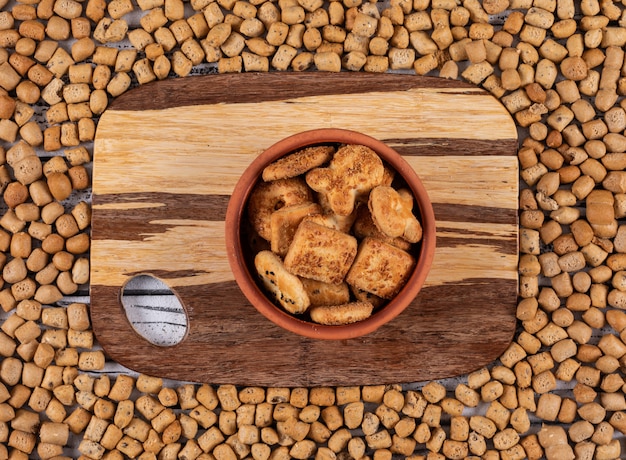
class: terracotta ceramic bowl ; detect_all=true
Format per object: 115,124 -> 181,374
225,128 -> 436,340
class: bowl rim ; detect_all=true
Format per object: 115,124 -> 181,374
225,128 -> 436,340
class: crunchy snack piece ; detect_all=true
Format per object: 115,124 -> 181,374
303,211 -> 357,234
368,186 -> 423,243
355,164 -> 395,205
309,301 -> 374,325
254,250 -> 310,314
353,204 -> 412,251
284,220 -> 358,284
243,218 -> 270,254
346,237 -> 416,299
308,192 -> 359,232
248,177 -> 312,241
301,278 -> 351,307
381,164 -> 396,186
246,142 -> 425,326
351,285 -> 386,309
262,145 -> 335,181
305,144 -> 385,216
270,202 -> 322,256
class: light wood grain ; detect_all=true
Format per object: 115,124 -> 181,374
91,73 -> 519,386
93,91 -> 516,197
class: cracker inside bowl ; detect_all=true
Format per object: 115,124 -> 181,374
225,129 -> 436,340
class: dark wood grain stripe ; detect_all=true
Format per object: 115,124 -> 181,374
91,193 -> 229,241
433,203 -> 518,225
90,277 -> 516,386
109,73 -> 491,112
92,193 -> 517,241
436,234 -> 517,255
383,137 -> 519,156
93,192 -> 230,216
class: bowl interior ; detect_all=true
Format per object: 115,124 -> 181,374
225,129 -> 436,340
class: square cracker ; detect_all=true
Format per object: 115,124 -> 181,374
301,278 -> 350,307
346,237 -> 415,299
270,202 -> 321,256
284,220 -> 357,284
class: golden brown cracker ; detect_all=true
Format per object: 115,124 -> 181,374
270,202 -> 321,256
346,237 -> 415,299
353,204 -> 412,251
248,177 -> 312,241
368,186 -> 423,243
309,301 -> 374,325
305,144 -> 385,216
300,278 -> 351,307
351,285 -> 386,309
303,210 -> 357,234
262,145 -> 335,181
381,164 -> 396,186
284,220 -> 357,284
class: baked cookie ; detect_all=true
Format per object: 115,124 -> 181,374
303,212 -> 357,234
305,144 -> 385,216
301,278 -> 351,307
368,186 -> 423,243
308,191 -> 358,232
248,177 -> 312,241
353,204 -> 412,251
381,164 -> 396,187
270,202 -> 321,256
254,250 -> 310,314
346,237 -> 415,299
262,145 -> 335,181
309,301 -> 374,325
284,220 -> 358,284
351,285 -> 386,309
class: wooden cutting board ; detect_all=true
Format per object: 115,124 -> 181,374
91,73 -> 519,387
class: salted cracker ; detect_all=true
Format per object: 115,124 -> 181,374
284,220 -> 358,284
351,285 -> 386,309
270,202 -> 322,256
353,203 -> 412,251
254,250 -> 310,314
305,144 -> 385,216
309,301 -> 374,325
262,145 -> 335,181
346,237 -> 415,299
301,278 -> 351,307
247,177 -> 312,241
368,186 -> 423,243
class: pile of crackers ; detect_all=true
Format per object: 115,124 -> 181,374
247,142 -> 423,325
